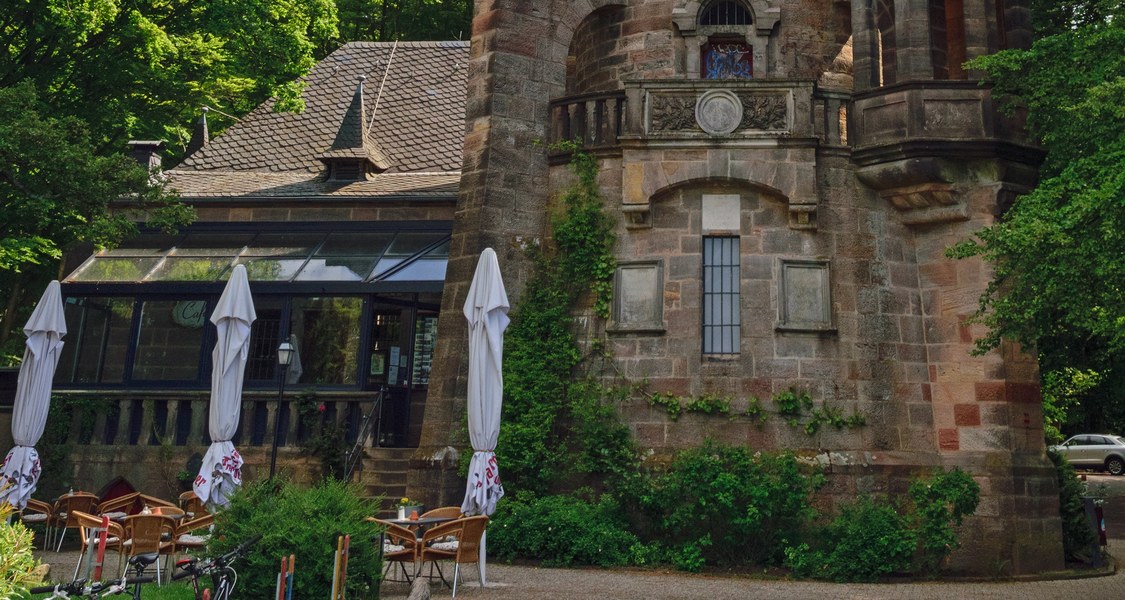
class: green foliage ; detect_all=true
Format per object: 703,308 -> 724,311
499,147 -> 622,495
953,2 -> 1125,433
633,441 -> 824,569
908,467 -> 981,575
646,387 -> 862,434
0,0 -> 341,154
785,468 -> 980,581
295,391 -> 347,480
488,490 -> 644,567
209,478 -> 382,600
1042,368 -> 1102,444
36,395 -> 112,499
0,83 -> 193,360
0,503 -> 44,597
1048,449 -> 1100,562
785,496 -> 914,582
337,0 -> 472,43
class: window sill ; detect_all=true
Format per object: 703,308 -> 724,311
775,323 -> 837,334
606,323 -> 666,335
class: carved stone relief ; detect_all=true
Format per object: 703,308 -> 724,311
738,93 -> 788,130
650,96 -> 699,132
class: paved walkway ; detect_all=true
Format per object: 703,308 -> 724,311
33,540 -> 1123,599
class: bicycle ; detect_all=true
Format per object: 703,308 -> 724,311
29,554 -> 157,599
172,533 -> 261,600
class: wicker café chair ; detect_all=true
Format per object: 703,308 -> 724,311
96,492 -> 142,521
418,515 -> 489,599
168,513 -> 214,578
19,498 -> 55,548
70,510 -> 126,580
122,514 -> 175,584
178,490 -> 206,518
51,492 -> 100,552
420,506 -> 463,520
368,517 -> 420,583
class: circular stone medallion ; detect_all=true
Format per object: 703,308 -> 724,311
695,90 -> 743,135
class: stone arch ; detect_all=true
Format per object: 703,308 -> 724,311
650,176 -> 788,207
567,5 -> 629,95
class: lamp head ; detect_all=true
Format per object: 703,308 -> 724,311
277,341 -> 294,367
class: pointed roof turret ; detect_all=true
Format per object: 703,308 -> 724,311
185,107 -> 210,156
319,75 -> 391,180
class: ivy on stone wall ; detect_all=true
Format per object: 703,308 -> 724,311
646,387 -> 865,434
499,143 -> 625,495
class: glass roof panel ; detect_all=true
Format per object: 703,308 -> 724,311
384,233 -> 448,256
172,233 -> 255,256
147,257 -> 232,281
295,256 -> 377,282
379,258 -> 448,282
316,233 -> 395,256
235,257 -> 307,281
371,240 -> 451,281
243,233 -> 325,257
102,235 -> 181,256
69,257 -> 162,281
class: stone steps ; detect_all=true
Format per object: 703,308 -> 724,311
356,447 -> 414,516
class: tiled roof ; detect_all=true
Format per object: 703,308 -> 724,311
169,171 -> 460,198
169,41 -> 467,198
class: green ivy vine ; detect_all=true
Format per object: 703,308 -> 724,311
647,387 -> 865,435
499,143 -> 625,495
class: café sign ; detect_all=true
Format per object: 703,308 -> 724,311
172,300 -> 207,328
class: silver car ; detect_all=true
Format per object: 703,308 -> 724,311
1050,434 -> 1125,475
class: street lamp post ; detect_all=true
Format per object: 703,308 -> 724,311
269,341 -> 295,479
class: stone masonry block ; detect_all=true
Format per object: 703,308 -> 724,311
938,428 -> 960,451
954,403 -> 981,426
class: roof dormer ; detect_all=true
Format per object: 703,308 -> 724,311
319,75 -> 391,181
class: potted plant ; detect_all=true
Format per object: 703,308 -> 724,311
397,497 -> 423,520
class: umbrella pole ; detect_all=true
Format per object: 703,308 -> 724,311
479,530 -> 487,585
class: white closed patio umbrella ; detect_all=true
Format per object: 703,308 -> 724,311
460,248 -> 509,585
0,281 -> 66,510
194,265 -> 256,511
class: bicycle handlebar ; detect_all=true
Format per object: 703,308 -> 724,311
29,575 -> 156,596
171,533 -> 262,580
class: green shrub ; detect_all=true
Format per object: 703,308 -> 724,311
208,478 -> 382,599
633,441 -> 824,569
1048,449 -> 1098,562
908,467 -> 980,575
785,496 -> 914,582
1,502 -> 44,598
488,490 -> 644,567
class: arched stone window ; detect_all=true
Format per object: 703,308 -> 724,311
673,1 -> 779,79
700,0 -> 752,25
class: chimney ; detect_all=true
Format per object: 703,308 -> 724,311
127,140 -> 165,172
185,107 -> 209,156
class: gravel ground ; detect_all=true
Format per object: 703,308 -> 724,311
32,539 -> 1123,600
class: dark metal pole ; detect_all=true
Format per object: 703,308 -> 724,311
269,363 -> 289,479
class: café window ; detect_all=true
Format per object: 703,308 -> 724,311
58,223 -> 451,390
291,296 -> 363,385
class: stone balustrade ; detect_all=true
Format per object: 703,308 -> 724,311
53,391 -> 387,450
548,80 -> 853,155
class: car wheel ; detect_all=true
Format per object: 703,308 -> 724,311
1106,457 -> 1124,476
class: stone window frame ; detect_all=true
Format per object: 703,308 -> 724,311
673,0 -> 780,80
776,258 -> 836,333
702,236 -> 742,355
608,260 -> 666,334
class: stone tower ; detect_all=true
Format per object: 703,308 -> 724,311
417,0 -> 1063,574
